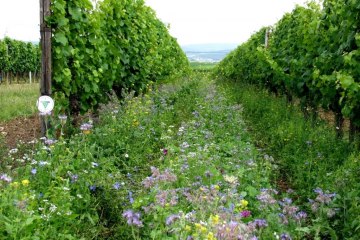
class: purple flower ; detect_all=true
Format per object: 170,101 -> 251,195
31,168 -> 37,175
280,233 -> 292,240
39,111 -> 51,116
0,174 -> 12,183
44,139 -> 57,145
240,210 -> 251,218
80,123 -> 93,131
71,174 -> 78,183
162,148 -> 168,156
122,210 -> 143,227
204,170 -> 213,178
128,191 -> 134,204
89,185 -> 96,192
58,115 -> 68,120
113,182 -> 121,190
248,219 -> 268,229
166,214 -> 180,225
295,211 -> 307,221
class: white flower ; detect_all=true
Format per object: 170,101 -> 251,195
9,148 -> 18,154
49,204 -> 57,213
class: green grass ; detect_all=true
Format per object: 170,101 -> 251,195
219,79 -> 360,238
190,62 -> 217,72
0,83 -> 39,122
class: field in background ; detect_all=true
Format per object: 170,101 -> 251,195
190,62 -> 217,71
0,83 -> 39,122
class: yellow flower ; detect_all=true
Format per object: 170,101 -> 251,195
240,199 -> 249,207
213,185 -> 220,190
132,120 -> 139,127
210,215 -> 220,225
185,225 -> 192,232
21,179 -> 30,186
194,223 -> 202,229
11,181 -> 19,188
206,232 -> 215,240
83,130 -> 91,135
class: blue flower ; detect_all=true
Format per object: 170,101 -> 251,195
113,182 -> 121,190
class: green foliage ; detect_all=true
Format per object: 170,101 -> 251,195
0,37 -> 40,77
220,80 -> 360,239
50,0 -> 189,115
0,83 -> 39,121
1,74 -> 343,239
214,0 -> 360,134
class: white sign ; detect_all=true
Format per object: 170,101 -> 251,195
37,96 -> 54,113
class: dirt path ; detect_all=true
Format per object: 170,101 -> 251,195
0,115 -> 41,149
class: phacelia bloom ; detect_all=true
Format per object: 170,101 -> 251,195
204,170 -> 213,178
122,210 -> 143,227
39,111 -> 52,116
58,115 -> 68,121
89,185 -> 96,192
142,167 -> 177,188
240,210 -> 251,218
128,191 -> 134,204
166,214 -> 181,225
248,219 -> 268,230
80,123 -> 93,134
44,139 -> 57,145
58,115 -> 68,125
257,189 -> 277,206
181,142 -> 190,149
38,161 -> 49,166
0,174 -> 12,183
31,168 -> 37,175
113,182 -> 121,190
295,211 -> 307,221
70,174 -> 79,183
280,233 -> 292,240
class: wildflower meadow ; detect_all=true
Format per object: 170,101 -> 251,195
0,73 -> 346,239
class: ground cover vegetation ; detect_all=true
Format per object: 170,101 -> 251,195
1,0 -> 359,239
0,73 -> 343,239
214,0 -> 360,238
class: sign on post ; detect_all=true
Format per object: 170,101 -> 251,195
37,96 -> 54,114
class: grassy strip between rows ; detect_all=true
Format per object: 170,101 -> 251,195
0,73 -> 343,239
219,79 -> 360,239
0,83 -> 39,122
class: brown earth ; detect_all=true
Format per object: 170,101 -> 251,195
0,115 -> 41,149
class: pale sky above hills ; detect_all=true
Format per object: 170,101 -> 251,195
0,0 -> 307,45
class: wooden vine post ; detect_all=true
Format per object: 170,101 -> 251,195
40,0 -> 52,136
265,28 -> 271,49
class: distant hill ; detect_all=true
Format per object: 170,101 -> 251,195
182,43 -> 238,52
181,43 -> 238,63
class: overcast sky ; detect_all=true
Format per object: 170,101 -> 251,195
0,0 -> 307,45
